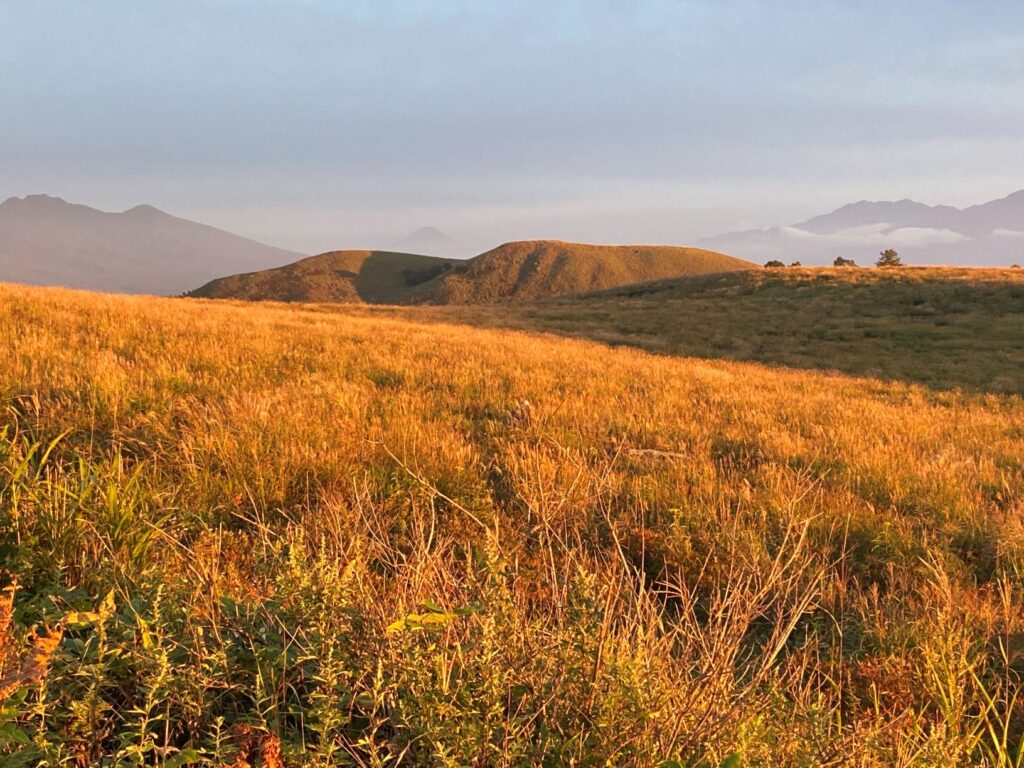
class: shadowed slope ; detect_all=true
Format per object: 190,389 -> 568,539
188,250 -> 460,303
395,266 -> 1024,394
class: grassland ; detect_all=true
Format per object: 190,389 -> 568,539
386,266 -> 1024,395
1,276 -> 1023,766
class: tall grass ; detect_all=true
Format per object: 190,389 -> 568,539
0,283 -> 1022,765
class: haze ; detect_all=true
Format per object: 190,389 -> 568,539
3,1 -> 1023,255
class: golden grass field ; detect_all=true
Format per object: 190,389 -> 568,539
1,271 -> 1023,766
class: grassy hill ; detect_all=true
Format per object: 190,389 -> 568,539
392,266 -> 1024,394
413,240 -> 753,304
188,249 -> 459,303
189,240 -> 752,304
1,280 -> 1023,764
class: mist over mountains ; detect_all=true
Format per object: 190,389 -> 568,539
0,195 -> 303,295
701,190 -> 1024,266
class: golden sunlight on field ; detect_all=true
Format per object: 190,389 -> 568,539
1,282 -> 1023,765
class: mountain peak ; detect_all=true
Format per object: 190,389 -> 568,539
392,226 -> 455,255
1,193 -> 72,211
406,226 -> 449,239
123,203 -> 167,218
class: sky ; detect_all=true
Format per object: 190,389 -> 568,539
2,0 -> 1023,255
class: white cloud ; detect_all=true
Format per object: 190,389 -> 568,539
993,228 -> 1024,237
783,224 -> 968,247
877,227 -> 969,246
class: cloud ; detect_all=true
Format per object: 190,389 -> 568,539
870,227 -> 969,246
993,228 -> 1024,237
782,223 -> 968,247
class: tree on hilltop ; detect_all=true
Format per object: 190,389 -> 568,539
764,260 -> 785,268
876,249 -> 902,268
834,256 -> 857,267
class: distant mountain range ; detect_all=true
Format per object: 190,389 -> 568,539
4,190 -> 1022,297
189,241 -> 752,304
701,190 -> 1024,266
0,195 -> 304,295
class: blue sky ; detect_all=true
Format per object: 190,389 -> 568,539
2,0 -> 1023,254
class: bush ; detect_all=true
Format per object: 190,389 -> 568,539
834,257 -> 857,267
764,260 -> 785,268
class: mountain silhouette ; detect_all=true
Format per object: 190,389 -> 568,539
391,226 -> 457,256
0,195 -> 303,295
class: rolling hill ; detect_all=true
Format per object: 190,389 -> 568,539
0,194 -> 304,295
413,240 -> 753,304
188,249 -> 460,303
190,240 -> 753,304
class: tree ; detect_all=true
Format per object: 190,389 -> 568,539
789,261 -> 802,267
764,260 -> 785,268
834,256 -> 857,267
876,249 -> 902,268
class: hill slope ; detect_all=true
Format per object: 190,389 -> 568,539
0,194 -> 303,295
189,250 -> 460,303
414,240 -> 753,304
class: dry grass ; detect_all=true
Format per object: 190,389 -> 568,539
1,281 -> 1023,765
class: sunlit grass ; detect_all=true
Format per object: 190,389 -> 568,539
1,281 -> 1023,765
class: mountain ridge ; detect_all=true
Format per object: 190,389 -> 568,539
701,189 -> 1024,265
0,195 -> 304,295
